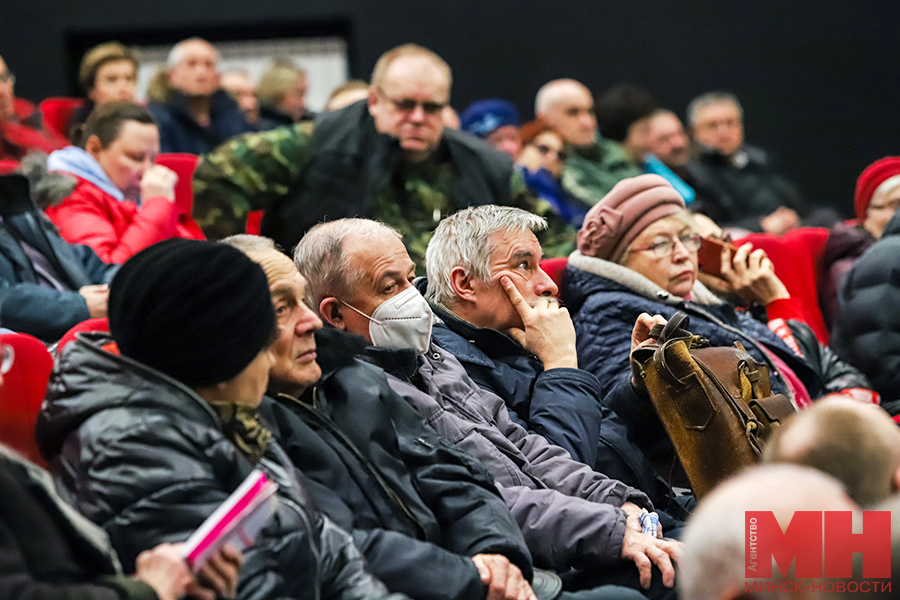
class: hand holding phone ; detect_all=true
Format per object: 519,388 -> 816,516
697,237 -> 737,279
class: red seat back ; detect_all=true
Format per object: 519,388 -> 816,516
540,257 -> 569,299
246,210 -> 264,235
0,160 -> 19,174
735,228 -> 830,344
155,153 -> 200,216
0,333 -> 54,465
57,318 -> 110,355
39,97 -> 85,139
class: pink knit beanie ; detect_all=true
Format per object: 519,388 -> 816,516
576,174 -> 686,262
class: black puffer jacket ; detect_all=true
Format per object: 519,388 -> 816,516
832,211 -> 900,407
258,328 -> 532,600
35,333 -> 406,600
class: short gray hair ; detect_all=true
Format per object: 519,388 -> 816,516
425,205 -> 546,307
680,465 -> 854,600
686,91 -> 743,128
294,219 -> 402,313
166,38 -> 221,70
534,78 -> 590,116
219,234 -> 277,255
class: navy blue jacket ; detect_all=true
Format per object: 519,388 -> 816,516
0,174 -> 116,341
423,280 -> 673,508
149,90 -> 256,155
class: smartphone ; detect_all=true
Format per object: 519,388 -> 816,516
697,237 -> 737,279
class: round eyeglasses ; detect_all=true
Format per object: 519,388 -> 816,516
630,233 -> 702,259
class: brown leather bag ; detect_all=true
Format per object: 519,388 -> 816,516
630,311 -> 796,499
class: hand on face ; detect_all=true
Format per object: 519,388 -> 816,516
500,275 -> 577,370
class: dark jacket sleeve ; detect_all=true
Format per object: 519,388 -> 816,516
0,281 -> 90,341
526,367 -> 603,466
67,244 -> 118,281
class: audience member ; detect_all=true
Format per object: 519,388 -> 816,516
223,233 -> 543,600
324,79 -> 370,111
680,464 -> 858,600
685,91 -> 803,235
193,43 -> 570,265
460,98 -> 521,156
296,218 -> 682,599
69,42 -> 139,140
441,105 -> 460,129
562,175 -> 873,490
639,109 -> 697,205
422,205 -> 674,506
147,38 -> 255,154
764,398 -> 900,506
35,239 -> 408,600
220,69 -> 260,124
0,54 -> 68,161
832,209 -> 900,407
0,164 -> 115,341
592,84 -> 658,164
535,79 -> 641,207
257,61 -> 312,128
46,102 -> 204,263
819,157 -> 900,330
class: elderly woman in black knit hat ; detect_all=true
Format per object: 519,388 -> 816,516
36,239 -> 406,600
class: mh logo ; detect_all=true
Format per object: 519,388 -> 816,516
745,511 -> 891,579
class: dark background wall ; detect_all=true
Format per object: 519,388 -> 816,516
3,0 -> 897,216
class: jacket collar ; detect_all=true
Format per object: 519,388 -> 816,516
364,345 -> 420,379
46,146 -> 123,200
313,326 -> 368,379
566,250 -> 722,307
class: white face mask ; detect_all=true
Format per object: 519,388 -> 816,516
341,286 -> 434,354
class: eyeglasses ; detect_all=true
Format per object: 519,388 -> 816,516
630,233 -> 702,259
0,344 -> 13,375
534,144 -> 568,162
0,72 -> 14,86
377,87 -> 446,116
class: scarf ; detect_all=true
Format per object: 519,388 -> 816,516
209,403 -> 272,465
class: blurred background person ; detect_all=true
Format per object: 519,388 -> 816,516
323,79 -> 369,112
459,98 -> 521,156
68,42 -> 139,140
257,60 -> 312,128
220,69 -> 260,125
0,54 -> 68,161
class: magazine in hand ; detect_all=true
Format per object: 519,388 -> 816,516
182,469 -> 278,571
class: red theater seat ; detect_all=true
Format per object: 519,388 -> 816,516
540,257 -> 568,299
57,318 -> 110,355
0,333 -> 54,465
155,153 -> 205,239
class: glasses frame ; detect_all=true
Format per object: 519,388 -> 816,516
376,87 -> 446,116
630,233 -> 702,259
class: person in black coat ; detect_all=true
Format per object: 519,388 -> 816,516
224,234 -> 542,600
0,165 -> 116,341
35,240 -> 407,600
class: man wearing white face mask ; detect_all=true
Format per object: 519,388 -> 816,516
296,218 -> 684,600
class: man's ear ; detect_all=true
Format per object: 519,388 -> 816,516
891,465 -> 900,494
367,85 -> 379,117
449,266 -> 479,304
319,297 -> 346,330
84,135 -> 103,159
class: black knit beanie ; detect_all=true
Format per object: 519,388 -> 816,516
108,239 -> 276,387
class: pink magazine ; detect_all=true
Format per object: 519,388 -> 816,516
182,469 -> 279,571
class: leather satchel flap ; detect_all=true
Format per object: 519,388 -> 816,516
659,340 -> 716,430
748,394 -> 795,426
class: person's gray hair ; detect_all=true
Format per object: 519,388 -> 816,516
219,234 -> 277,255
680,464 -> 854,600
534,79 -> 590,116
425,205 -> 547,308
686,91 -> 743,129
294,219 -> 402,313
166,38 -> 221,70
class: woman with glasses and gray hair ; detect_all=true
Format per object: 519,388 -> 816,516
561,175 -> 874,490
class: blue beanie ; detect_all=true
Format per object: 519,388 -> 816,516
460,99 -> 520,138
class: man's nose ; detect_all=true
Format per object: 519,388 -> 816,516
297,304 -> 323,334
408,104 -> 426,122
535,267 -> 559,298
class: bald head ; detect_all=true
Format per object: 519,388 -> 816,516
167,38 -> 220,97
534,79 -> 597,147
764,399 -> 900,507
681,465 -> 857,600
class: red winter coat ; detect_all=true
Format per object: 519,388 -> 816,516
46,176 -> 204,264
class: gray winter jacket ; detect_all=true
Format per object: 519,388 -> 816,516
365,343 -> 652,571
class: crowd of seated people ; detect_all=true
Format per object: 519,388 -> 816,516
3,36 -> 900,600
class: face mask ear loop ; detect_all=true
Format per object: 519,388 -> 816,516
338,298 -> 384,325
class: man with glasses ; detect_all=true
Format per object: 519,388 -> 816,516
0,55 -> 68,161
193,44 -> 573,267
534,79 -> 641,209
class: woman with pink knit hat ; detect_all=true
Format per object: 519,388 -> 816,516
561,174 -> 876,491
819,157 -> 900,330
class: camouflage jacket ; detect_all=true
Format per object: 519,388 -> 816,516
560,138 -> 642,207
193,100 -> 574,268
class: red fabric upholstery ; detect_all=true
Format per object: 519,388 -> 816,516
0,160 -> 19,174
0,333 -> 54,465
39,97 -> 84,139
246,210 -> 264,235
154,153 -> 205,239
540,257 -> 569,299
57,318 -> 110,354
735,228 -> 830,344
